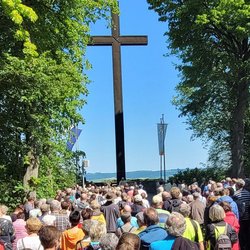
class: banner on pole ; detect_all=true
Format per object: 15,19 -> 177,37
67,127 -> 82,151
157,123 -> 167,155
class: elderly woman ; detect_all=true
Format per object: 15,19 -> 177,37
179,203 -> 204,250
16,217 -> 43,250
219,201 -> 240,250
150,212 -> 198,250
205,204 -> 237,250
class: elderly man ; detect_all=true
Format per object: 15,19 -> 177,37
150,212 -> 199,250
138,207 -> 168,249
50,200 -> 70,232
151,195 -> 170,228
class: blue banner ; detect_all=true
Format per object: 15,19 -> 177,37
66,127 -> 82,151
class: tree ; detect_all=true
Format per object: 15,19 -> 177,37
0,0 -> 118,202
147,0 -> 250,177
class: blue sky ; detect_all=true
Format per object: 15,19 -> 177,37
78,0 -> 208,173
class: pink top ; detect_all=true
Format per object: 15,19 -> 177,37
13,219 -> 28,250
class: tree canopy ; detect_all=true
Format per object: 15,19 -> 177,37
0,0 -> 118,205
147,0 -> 250,177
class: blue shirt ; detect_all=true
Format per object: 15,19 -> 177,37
150,235 -> 176,250
116,216 -> 138,228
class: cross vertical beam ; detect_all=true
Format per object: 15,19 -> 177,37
88,9 -> 148,183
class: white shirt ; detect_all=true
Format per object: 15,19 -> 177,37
16,236 -> 44,250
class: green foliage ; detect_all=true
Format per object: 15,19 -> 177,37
0,0 -> 119,206
168,167 -> 228,185
147,0 -> 250,176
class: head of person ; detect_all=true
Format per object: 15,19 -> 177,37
186,194 -> 194,203
179,203 -> 191,218
81,207 -> 93,221
99,233 -> 119,250
170,187 -> 181,199
42,215 -> 56,226
225,187 -> 234,197
61,201 -> 70,211
219,201 -> 232,213
192,192 -> 200,200
143,207 -> 159,226
116,233 -> 140,250
50,200 -> 61,212
69,210 -> 81,227
157,186 -> 164,194
90,200 -> 101,211
209,204 -> 225,222
89,221 -> 107,242
81,219 -> 92,236
133,194 -> 143,205
26,217 -> 43,234
40,204 -> 50,215
151,195 -> 163,209
136,212 -> 145,227
120,211 -> 132,224
0,205 -> 8,216
39,225 -> 61,250
165,212 -> 186,237
236,179 -> 245,190
16,211 -> 25,220
123,204 -> 132,213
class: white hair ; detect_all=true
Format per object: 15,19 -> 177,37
42,215 -> 56,226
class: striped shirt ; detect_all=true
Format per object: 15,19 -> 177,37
234,188 -> 250,220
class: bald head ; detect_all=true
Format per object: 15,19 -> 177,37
123,205 -> 132,213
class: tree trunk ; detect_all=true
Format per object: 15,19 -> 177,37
230,80 -> 249,178
23,149 -> 39,189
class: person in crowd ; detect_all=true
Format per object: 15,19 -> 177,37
116,204 -> 138,229
190,192 -> 205,227
16,217 -> 43,250
141,193 -> 150,208
61,210 -> 84,250
219,201 -> 240,250
76,219 -> 92,250
131,195 -> 145,217
24,196 -> 35,220
29,200 -> 42,218
12,212 -> 27,250
169,187 -> 183,212
76,193 -> 89,210
101,193 -> 120,233
50,200 -> 70,232
204,195 -> 217,227
87,221 -> 107,249
90,200 -> 106,225
234,178 -> 250,250
179,203 -> 204,250
0,205 -> 12,222
0,207 -> 15,248
150,212 -> 199,250
116,211 -> 137,237
39,225 -> 61,250
216,188 -> 239,219
99,233 -> 119,250
42,215 -> 56,226
138,207 -> 168,249
151,195 -> 170,228
134,212 -> 146,235
116,233 -> 141,250
39,204 -> 50,222
205,204 -> 237,250
10,205 -> 24,223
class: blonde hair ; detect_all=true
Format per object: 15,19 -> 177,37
170,187 -> 181,199
26,217 -> 42,233
89,221 -> 106,241
209,204 -> 225,222
0,205 -> 8,215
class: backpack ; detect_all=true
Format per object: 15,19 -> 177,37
213,224 -> 231,250
170,199 -> 182,212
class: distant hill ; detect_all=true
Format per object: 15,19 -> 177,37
86,169 -> 181,182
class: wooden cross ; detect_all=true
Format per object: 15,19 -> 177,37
88,11 -> 148,183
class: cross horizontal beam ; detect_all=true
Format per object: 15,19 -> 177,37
89,36 -> 148,46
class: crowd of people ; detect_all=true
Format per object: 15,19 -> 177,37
0,176 -> 250,250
